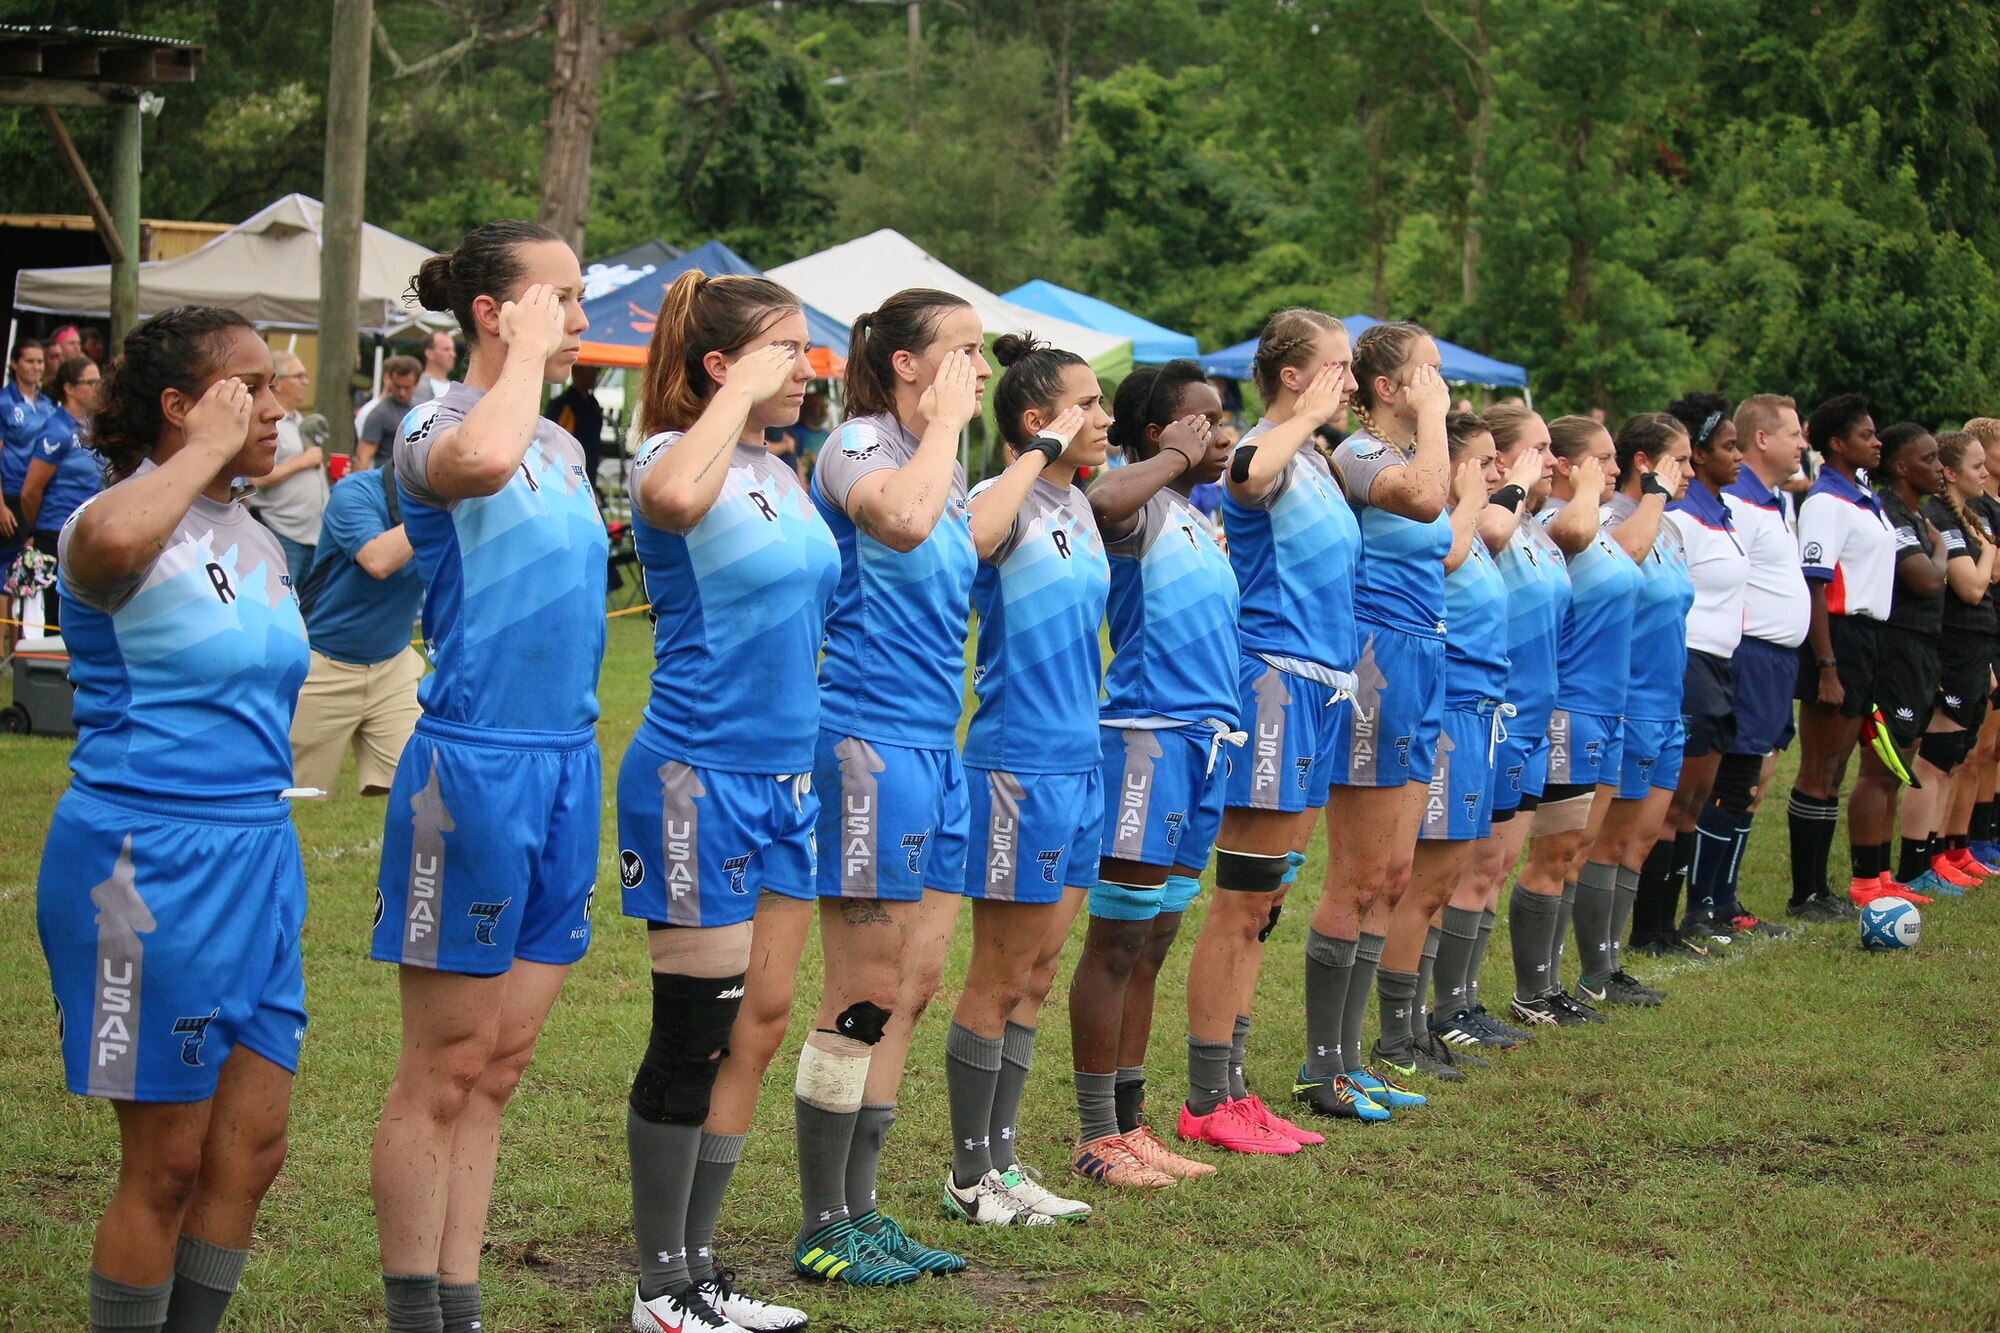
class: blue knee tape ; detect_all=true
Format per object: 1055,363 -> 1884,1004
1088,878 -> 1165,922
1281,850 -> 1307,886
1161,874 -> 1202,914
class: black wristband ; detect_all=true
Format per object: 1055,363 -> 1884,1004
1640,473 -> 1673,500
1490,484 -> 1526,513
1023,434 -> 1064,464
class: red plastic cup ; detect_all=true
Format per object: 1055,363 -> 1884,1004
327,453 -> 352,481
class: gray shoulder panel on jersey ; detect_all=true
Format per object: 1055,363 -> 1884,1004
814,414 -> 915,513
1333,428 -> 1403,507
1102,488 -> 1171,560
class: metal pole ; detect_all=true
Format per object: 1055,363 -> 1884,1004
108,98 -> 141,344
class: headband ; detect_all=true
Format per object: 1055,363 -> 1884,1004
1694,410 -> 1723,450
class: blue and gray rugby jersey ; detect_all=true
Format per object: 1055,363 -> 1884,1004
1495,516 -> 1571,728
1334,428 -> 1452,637
1603,492 -> 1694,722
1538,496 -> 1642,717
812,412 -> 978,751
394,383 -> 608,734
963,476 -> 1111,774
1100,488 -> 1240,725
630,432 -> 840,773
1221,418 -> 1361,671
1441,522 -> 1510,705
58,466 -> 309,798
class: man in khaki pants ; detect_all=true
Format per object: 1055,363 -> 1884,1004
290,466 -> 426,795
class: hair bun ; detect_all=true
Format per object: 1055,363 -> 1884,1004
992,332 -> 1042,368
412,252 -> 454,313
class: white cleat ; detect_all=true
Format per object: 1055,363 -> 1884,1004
698,1271 -> 809,1332
942,1167 -> 1052,1225
633,1284 -> 745,1333
995,1162 -> 1092,1221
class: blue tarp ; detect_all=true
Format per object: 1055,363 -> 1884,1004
1001,279 -> 1200,366
577,238 -> 851,365
1200,315 -> 1528,388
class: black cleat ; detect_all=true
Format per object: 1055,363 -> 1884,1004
1509,992 -> 1585,1028
1433,1007 -> 1513,1051
1470,1004 -> 1535,1044
1419,1028 -> 1487,1071
1608,970 -> 1666,1005
1550,988 -> 1608,1023
1785,894 -> 1848,924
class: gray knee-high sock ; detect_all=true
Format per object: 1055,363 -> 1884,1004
1610,866 -> 1640,974
797,1032 -> 870,1233
1342,933 -> 1385,1074
1228,1014 -> 1251,1099
1075,1070 -> 1119,1144
989,1022 -> 1036,1171
847,1104 -> 896,1222
946,1023 -> 1004,1188
1373,968 -> 1420,1062
381,1273 -> 442,1333
1552,881 -> 1577,983
1468,909 -> 1496,1008
1509,884 -> 1562,1000
1573,860 -> 1620,986
439,1283 -> 481,1333
1186,1034 -> 1233,1115
1302,928 -> 1356,1079
160,1235 -> 247,1333
1414,927 -> 1442,1041
1434,906 -> 1482,1016
92,1271 -> 174,1332
685,1131 -> 745,1283
629,1108 -> 702,1300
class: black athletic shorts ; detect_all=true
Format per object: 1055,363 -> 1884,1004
1935,631 -> 1990,730
1540,781 -> 1593,805
1680,650 -> 1736,759
1872,624 -> 1940,747
1796,613 -> 1880,720
1490,790 -> 1541,825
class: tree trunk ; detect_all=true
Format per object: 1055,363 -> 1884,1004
318,0 -> 373,458
1364,99 -> 1388,316
540,0 -> 603,254
1460,1 -> 1490,308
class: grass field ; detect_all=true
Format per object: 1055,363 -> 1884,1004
3,616 -> 1999,1330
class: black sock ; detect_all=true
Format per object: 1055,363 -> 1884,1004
1946,833 -> 1968,853
1787,792 -> 1839,905
1897,836 -> 1931,883
1974,800 -> 1997,843
1633,838 -> 1677,943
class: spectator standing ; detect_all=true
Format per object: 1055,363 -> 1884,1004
1,339 -> 50,549
544,364 -> 606,492
356,355 -> 422,470
18,356 -> 102,630
289,467 -> 426,796
248,352 -> 329,576
49,325 -> 82,366
421,329 -> 458,400
79,326 -> 107,366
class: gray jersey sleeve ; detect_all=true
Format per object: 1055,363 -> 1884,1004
969,476 -> 1028,565
1102,489 -> 1171,560
813,416 -> 906,513
55,494 -> 145,615
1332,430 -> 1404,507
392,394 -> 462,510
1232,418 -> 1296,512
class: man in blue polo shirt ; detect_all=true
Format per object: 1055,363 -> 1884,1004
289,467 -> 427,795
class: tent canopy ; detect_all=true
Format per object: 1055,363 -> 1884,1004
1201,314 -> 1528,389
11,193 -> 450,336
771,230 -> 1133,383
581,237 -> 682,302
576,238 -> 850,376
1001,279 -> 1198,365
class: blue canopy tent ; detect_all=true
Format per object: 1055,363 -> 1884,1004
1000,279 -> 1200,365
577,238 -> 850,374
1201,315 -> 1529,398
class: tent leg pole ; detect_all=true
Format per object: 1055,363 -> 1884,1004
108,98 -> 142,345
371,340 -> 384,398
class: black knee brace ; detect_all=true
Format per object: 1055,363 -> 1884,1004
1256,903 -> 1283,943
830,999 -> 890,1046
1215,849 -> 1287,892
1709,751 -> 1762,814
629,971 -> 745,1126
1920,727 -> 1979,774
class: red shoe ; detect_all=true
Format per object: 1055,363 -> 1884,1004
1175,1097 -> 1299,1156
1927,856 -> 1978,889
1946,848 -> 1995,879
1241,1093 -> 1325,1146
1857,873 -> 1932,906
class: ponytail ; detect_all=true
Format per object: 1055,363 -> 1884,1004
637,271 -> 802,438
844,289 -> 972,420
406,219 -> 562,342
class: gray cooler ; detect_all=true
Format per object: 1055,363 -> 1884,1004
6,635 -> 75,737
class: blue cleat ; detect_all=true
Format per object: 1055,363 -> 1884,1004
1347,1064 -> 1428,1108
1292,1069 -> 1390,1122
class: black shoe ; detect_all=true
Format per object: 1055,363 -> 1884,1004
1433,1007 -> 1513,1051
1471,1003 -> 1535,1043
1721,911 -> 1791,940
1636,932 -> 1720,962
1549,988 -> 1608,1023
1608,969 -> 1666,1004
1786,894 -> 1848,923
1509,992 -> 1585,1029
1679,909 -> 1735,946
1418,1028 -> 1487,1071
1580,972 -> 1659,1007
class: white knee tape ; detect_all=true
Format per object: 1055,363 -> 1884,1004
795,1033 -> 870,1112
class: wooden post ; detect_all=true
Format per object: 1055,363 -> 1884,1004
317,0 -> 373,459
538,0 -> 601,253
108,98 -> 140,343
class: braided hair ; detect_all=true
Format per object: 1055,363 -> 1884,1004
1935,430 -> 1985,559
92,305 -> 257,481
1349,321 -> 1429,442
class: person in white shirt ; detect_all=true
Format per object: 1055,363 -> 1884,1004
420,328 -> 457,400
248,351 -> 328,576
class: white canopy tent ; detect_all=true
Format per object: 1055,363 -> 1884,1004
12,193 -> 450,336
771,229 -> 1133,381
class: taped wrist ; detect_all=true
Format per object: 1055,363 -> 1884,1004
629,970 -> 746,1126
1491,484 -> 1526,513
1024,435 -> 1064,465
1215,848 -> 1287,893
1640,473 -> 1673,499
